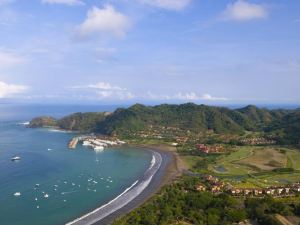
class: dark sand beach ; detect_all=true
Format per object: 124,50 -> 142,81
94,145 -> 186,225
66,145 -> 184,225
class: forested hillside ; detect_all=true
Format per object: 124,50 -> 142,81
29,103 -> 299,144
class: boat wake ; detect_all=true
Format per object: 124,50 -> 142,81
17,121 -> 30,126
66,151 -> 162,225
47,129 -> 72,133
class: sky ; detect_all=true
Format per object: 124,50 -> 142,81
0,0 -> 299,105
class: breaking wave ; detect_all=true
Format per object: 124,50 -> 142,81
66,151 -> 162,225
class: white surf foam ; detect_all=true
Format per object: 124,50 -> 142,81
66,151 -> 162,225
66,180 -> 139,225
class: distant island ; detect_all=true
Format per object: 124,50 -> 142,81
29,103 -> 300,225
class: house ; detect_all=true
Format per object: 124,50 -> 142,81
203,175 -> 219,182
196,184 -> 206,191
293,185 -> 300,192
231,189 -> 242,195
265,189 -> 275,195
285,188 -> 290,194
277,188 -> 284,195
196,144 -> 224,154
211,185 -> 221,193
244,189 -> 252,195
254,189 -> 263,196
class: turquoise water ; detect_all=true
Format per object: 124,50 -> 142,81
0,105 -> 151,225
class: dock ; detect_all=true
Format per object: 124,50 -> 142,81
68,138 -> 79,149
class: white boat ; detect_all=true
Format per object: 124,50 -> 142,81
94,146 -> 104,152
11,156 -> 21,161
14,192 -> 21,197
83,141 -> 91,146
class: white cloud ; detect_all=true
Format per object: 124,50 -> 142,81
0,51 -> 25,67
138,0 -> 191,10
174,92 -> 228,101
146,92 -> 171,100
76,5 -> 131,38
221,0 -> 268,22
0,81 -> 28,98
72,82 -> 126,91
42,0 -> 84,6
96,90 -> 135,100
70,84 -> 228,102
87,82 -> 126,91
70,82 -> 135,100
201,93 -> 228,101
174,92 -> 199,100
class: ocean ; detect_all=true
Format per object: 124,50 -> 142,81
0,104 -> 152,225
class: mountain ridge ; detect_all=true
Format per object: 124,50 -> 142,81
28,103 -> 300,144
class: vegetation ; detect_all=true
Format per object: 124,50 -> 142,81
113,176 -> 300,225
96,103 -> 293,136
27,104 -> 300,224
113,177 -> 248,225
29,103 -> 300,145
57,112 -> 109,132
29,116 -> 57,128
266,111 -> 300,145
29,112 -> 110,132
187,146 -> 300,188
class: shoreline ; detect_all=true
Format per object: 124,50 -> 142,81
66,144 -> 184,225
93,144 -> 184,225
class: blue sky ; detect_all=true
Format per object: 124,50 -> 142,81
0,0 -> 299,105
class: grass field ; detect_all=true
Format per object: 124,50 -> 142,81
209,146 -> 255,176
182,155 -> 203,169
286,149 -> 300,170
237,148 -> 287,171
208,146 -> 300,187
179,144 -> 300,188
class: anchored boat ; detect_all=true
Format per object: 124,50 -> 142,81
11,156 -> 21,161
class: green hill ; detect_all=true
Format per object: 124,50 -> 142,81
29,116 -> 57,128
29,103 -> 299,144
95,103 -> 292,137
29,112 -> 110,132
97,103 -> 246,135
266,110 -> 300,144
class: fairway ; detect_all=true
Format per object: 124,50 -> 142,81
286,149 -> 300,170
210,146 -> 254,175
212,146 -> 300,187
237,148 -> 287,171
212,147 -> 298,175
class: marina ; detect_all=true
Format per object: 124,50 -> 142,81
69,136 -> 126,152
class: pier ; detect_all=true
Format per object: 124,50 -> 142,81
69,138 -> 79,149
